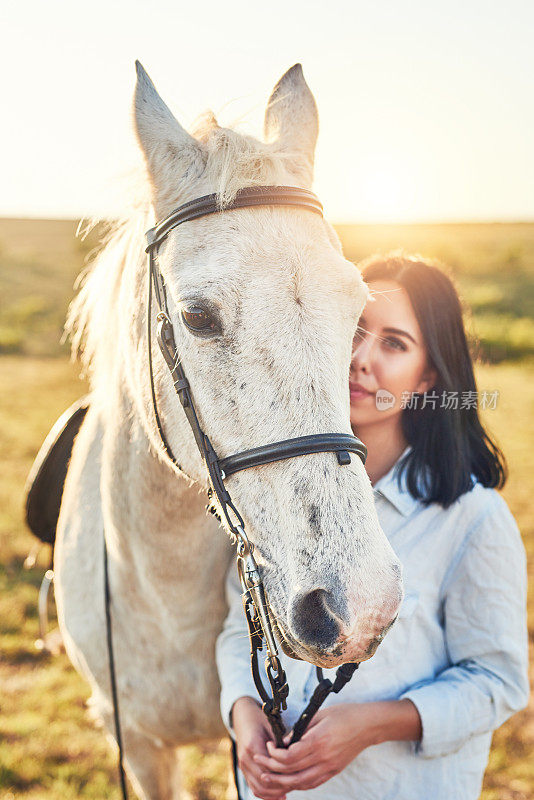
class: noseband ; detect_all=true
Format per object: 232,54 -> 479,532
144,185 -> 365,749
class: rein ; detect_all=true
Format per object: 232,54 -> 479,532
104,185 -> 365,797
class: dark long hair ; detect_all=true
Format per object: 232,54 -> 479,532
360,253 -> 507,508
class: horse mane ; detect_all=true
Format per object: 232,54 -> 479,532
65,113 -> 300,386
65,203 -> 151,384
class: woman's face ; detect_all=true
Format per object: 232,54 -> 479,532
350,279 -> 436,430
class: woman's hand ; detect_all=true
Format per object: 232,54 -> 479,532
253,700 -> 421,794
231,696 -> 288,800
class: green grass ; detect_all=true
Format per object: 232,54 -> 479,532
0,219 -> 533,798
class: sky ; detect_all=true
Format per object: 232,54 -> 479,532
2,0 -> 533,223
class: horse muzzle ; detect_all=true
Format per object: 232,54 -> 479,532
279,582 -> 403,667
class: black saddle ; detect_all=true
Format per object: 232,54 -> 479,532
25,396 -> 90,545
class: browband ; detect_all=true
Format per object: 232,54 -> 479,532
146,185 -> 324,252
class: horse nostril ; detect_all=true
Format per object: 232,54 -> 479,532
290,589 -> 341,650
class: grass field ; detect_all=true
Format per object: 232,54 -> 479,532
0,218 -> 533,799
1,218 -> 534,363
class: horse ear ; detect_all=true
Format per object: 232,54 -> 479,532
264,64 -> 319,187
133,61 -> 205,212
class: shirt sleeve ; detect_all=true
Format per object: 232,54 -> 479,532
400,493 -> 529,759
215,561 -> 260,735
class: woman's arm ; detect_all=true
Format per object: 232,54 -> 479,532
219,492 -> 528,794
400,494 -> 529,759
249,493 -> 529,792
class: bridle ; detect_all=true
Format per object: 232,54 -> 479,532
104,185 -> 367,797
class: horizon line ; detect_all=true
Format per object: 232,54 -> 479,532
2,214 -> 534,227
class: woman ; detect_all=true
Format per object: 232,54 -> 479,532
216,254 -> 529,800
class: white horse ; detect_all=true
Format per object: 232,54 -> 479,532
54,62 -> 403,799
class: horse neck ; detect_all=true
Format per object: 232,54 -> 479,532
99,366 -> 231,602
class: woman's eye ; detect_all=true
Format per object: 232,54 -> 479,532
385,337 -> 406,351
181,307 -> 218,334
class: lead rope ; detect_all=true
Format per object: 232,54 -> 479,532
103,535 -> 129,800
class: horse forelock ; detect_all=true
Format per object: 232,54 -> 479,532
192,115 -> 312,206
64,202 -> 151,387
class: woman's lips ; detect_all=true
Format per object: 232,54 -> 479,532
350,382 -> 374,401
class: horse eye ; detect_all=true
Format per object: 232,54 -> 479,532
181,306 -> 218,334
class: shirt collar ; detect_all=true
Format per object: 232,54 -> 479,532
372,446 -> 420,517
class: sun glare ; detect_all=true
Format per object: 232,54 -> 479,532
320,154 -> 426,224
358,160 -> 418,223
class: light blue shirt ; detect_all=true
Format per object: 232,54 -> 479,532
216,455 -> 529,800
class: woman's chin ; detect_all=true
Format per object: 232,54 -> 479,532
351,411 -> 376,429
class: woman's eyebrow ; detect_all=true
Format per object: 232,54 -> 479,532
383,326 -> 418,344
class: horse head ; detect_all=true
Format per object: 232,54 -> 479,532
132,63 -> 403,668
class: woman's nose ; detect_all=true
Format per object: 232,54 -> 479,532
351,334 -> 373,373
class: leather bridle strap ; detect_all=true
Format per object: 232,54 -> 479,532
219,434 -> 367,478
146,185 -> 323,251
